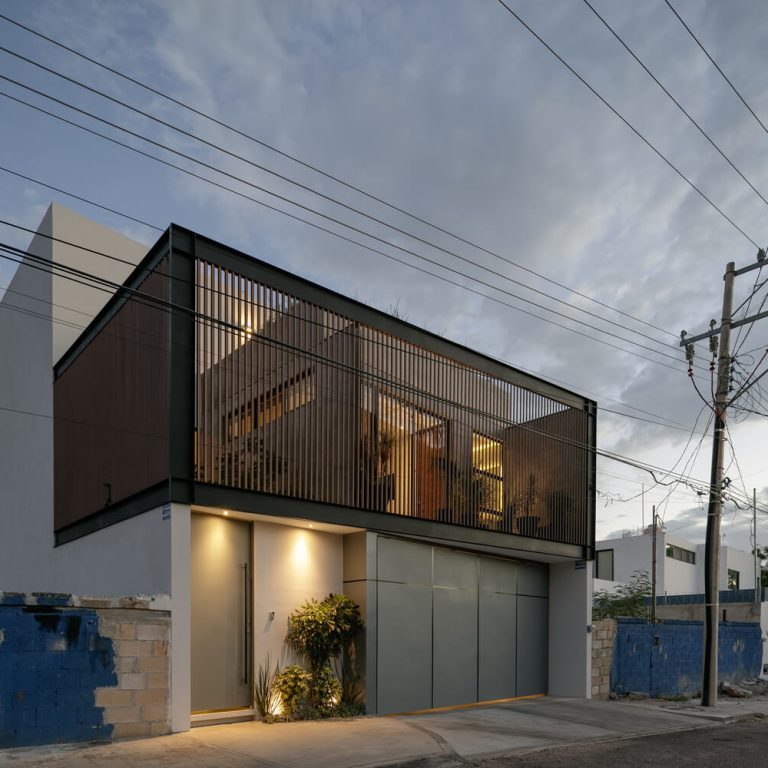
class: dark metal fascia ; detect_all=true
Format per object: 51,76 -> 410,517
54,481 -> 169,545
192,483 -> 585,560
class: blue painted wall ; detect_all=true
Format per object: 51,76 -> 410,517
0,594 -> 116,747
611,618 -> 762,697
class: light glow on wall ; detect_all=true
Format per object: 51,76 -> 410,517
292,532 -> 309,568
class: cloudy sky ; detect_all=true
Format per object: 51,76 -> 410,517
2,0 -> 768,554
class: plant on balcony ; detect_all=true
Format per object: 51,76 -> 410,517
285,593 -> 364,717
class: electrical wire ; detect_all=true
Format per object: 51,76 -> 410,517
0,238 -> 720,495
664,0 -> 768,140
493,0 -> 760,248
0,10 -> 681,342
0,74 -> 692,370
582,0 -> 768,209
0,92 -> 700,377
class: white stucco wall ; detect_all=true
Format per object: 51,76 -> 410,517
0,203 -> 156,597
251,520 -> 344,671
548,561 -> 592,697
724,546 -> 759,592
662,533 -> 698,595
595,533 -> 661,586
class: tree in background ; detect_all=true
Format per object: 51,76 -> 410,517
593,569 -> 651,619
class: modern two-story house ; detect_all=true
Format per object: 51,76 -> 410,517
1,204 -> 596,733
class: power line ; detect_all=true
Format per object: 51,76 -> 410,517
582,0 -> 768,210
0,166 -> 162,232
0,160 -> 716,430
0,67 -> 685,365
0,91 -> 698,377
664,0 -> 768,140
0,238 -> 718,494
0,233 -> 703,436
0,10 -> 679,342
493,0 -> 760,249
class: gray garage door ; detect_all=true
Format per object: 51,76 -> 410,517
376,537 -> 548,713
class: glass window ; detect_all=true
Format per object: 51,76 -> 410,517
472,433 -> 503,527
595,549 -> 614,581
665,544 -> 696,565
727,569 -> 739,590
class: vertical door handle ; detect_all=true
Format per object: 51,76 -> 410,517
243,562 -> 249,685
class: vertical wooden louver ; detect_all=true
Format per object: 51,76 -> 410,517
194,259 -> 591,547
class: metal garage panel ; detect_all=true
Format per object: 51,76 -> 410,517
377,581 -> 433,713
478,557 -> 518,701
377,536 -> 432,584
479,556 -> 518,595
516,595 -> 549,695
433,549 -> 478,707
518,563 -> 548,596
434,547 -> 476,589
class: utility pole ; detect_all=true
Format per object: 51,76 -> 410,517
700,261 -> 734,706
755,488 -> 760,603
651,505 -> 657,623
680,250 -> 768,706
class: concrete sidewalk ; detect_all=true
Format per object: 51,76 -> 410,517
3,696 -> 768,768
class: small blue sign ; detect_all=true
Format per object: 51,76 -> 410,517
162,504 -> 171,521
575,559 -> 586,570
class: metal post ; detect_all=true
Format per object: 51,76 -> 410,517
701,261 -> 735,707
755,488 -> 760,603
651,505 -> 657,623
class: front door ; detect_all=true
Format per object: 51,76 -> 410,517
191,514 -> 252,713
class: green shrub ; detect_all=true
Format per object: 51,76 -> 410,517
273,664 -> 310,719
593,569 -> 651,619
285,593 -> 363,711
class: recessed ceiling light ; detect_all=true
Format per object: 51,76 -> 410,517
223,510 -> 229,516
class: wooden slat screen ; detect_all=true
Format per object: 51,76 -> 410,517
194,260 -> 591,546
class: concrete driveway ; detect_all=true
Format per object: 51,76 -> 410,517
3,696 -> 768,768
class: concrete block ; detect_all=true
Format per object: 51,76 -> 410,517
134,688 -> 167,705
141,703 -> 169,723
137,656 -> 168,673
145,672 -> 168,690
150,722 -> 170,737
114,624 -> 136,641
94,688 -> 134,707
152,640 -> 168,656
111,721 -> 151,739
119,673 -> 146,691
136,624 -> 168,642
102,705 -> 142,724
118,657 -> 138,674
117,640 -> 153,657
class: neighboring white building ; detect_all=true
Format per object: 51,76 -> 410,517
594,528 -> 760,596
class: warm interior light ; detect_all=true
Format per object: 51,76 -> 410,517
308,523 -> 314,528
223,510 -> 229,516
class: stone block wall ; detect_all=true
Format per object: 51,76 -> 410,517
94,607 -> 170,739
591,618 -> 616,700
0,593 -> 170,747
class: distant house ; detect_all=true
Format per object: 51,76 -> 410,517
594,528 -> 757,596
0,204 -> 597,735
